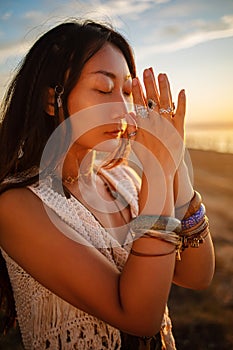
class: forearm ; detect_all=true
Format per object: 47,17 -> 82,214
117,167 -> 176,335
173,164 -> 216,289
173,233 -> 215,289
120,237 -> 176,335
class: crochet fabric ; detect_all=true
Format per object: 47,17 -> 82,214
2,165 -> 176,349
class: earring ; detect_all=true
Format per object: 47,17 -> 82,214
55,85 -> 64,108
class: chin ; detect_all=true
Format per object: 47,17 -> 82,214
93,138 -> 121,152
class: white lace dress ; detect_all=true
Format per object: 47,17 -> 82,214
1,165 -> 176,349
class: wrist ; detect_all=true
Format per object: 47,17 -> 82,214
139,173 -> 175,216
174,158 -> 194,208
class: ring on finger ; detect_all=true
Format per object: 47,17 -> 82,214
127,130 -> 137,139
147,98 -> 158,111
159,106 -> 174,115
135,105 -> 149,119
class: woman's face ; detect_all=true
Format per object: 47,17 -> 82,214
67,43 -> 133,152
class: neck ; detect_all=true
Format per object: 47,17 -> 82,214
62,145 -> 96,185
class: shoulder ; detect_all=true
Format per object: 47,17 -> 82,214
0,185 -> 90,250
0,186 -> 43,209
0,185 -> 54,234
0,187 -> 46,241
0,187 -> 39,213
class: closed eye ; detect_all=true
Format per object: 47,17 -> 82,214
97,89 -> 113,95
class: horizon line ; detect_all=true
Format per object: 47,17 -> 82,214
186,122 -> 233,130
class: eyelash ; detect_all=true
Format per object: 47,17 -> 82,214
98,90 -> 132,97
98,90 -> 112,95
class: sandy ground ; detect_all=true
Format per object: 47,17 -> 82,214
169,149 -> 233,349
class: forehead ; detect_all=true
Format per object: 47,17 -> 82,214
81,43 -> 130,77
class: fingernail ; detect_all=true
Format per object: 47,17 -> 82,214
180,89 -> 185,97
132,78 -> 138,86
159,73 -> 165,81
144,69 -> 151,77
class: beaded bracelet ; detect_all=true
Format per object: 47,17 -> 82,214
181,203 -> 206,231
181,216 -> 209,237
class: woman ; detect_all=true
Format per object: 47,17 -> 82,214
0,20 -> 215,349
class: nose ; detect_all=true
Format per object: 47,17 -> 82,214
108,102 -> 128,126
109,93 -> 133,122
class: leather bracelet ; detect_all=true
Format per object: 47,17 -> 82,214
130,246 -> 176,257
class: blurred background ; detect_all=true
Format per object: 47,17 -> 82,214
0,0 -> 233,349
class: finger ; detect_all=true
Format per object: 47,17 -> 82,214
143,68 -> 159,108
123,112 -> 138,139
173,90 -> 186,139
165,75 -> 176,116
158,74 -> 172,109
132,77 -> 146,107
166,76 -> 173,110
175,89 -> 186,119
132,77 -> 149,119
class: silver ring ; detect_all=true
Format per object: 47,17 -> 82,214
127,131 -> 137,139
135,105 -> 149,119
159,106 -> 174,115
147,98 -> 158,111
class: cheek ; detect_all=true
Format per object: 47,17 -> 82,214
74,127 -> 120,152
68,88 -> 93,115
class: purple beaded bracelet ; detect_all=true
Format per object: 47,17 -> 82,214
181,203 -> 206,230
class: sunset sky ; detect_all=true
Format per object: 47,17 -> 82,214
0,0 -> 233,127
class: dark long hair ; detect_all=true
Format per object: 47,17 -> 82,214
0,19 -> 136,332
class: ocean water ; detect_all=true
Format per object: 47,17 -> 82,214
186,126 -> 233,154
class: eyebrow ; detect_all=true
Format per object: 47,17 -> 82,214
90,70 -> 131,81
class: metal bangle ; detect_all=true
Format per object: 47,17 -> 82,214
181,226 -> 210,249
130,215 -> 182,235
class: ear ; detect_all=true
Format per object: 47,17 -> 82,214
44,87 -> 55,116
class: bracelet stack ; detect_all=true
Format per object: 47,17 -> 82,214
129,215 -> 183,260
129,191 -> 210,261
178,191 -> 210,252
